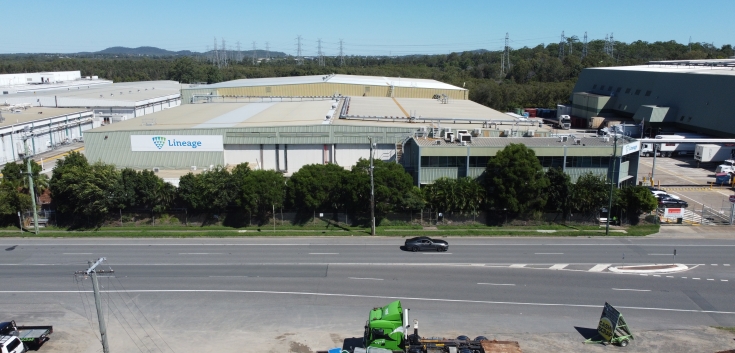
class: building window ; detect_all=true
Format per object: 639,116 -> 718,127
593,85 -> 597,89
680,115 -> 685,121
625,88 -> 631,94
688,116 -> 692,122
608,86 -> 613,91
645,90 -> 652,96
364,86 -> 371,93
616,87 -> 622,93
600,86 -> 605,91
265,86 -> 272,93
634,89 -> 641,95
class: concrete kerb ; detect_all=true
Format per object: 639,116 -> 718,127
608,263 -> 689,274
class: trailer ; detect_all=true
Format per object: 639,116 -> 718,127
695,144 -> 735,163
0,321 -> 52,349
361,301 -> 521,353
640,133 -> 711,157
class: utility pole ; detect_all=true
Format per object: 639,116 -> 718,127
266,42 -> 270,61
75,258 -> 114,353
21,129 -> 38,234
368,137 -> 376,236
606,134 -> 618,235
582,32 -> 588,59
339,39 -> 344,66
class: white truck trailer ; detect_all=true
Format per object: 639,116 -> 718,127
694,144 -> 735,163
640,133 -> 711,157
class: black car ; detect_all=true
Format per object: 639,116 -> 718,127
404,236 -> 448,252
659,198 -> 688,208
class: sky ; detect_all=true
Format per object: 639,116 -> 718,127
3,0 -> 734,55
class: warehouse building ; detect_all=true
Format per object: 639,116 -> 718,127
180,74 -> 468,103
1,71 -> 111,94
85,85 -> 637,186
0,107 -> 95,164
2,80 -> 182,122
570,59 -> 735,137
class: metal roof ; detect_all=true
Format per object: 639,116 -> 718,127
0,107 -> 91,128
2,81 -> 181,108
590,61 -> 735,76
413,136 -> 620,148
190,74 -> 465,91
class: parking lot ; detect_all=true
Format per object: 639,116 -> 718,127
637,156 -> 734,225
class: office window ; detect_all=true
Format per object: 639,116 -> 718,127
616,87 -> 622,93
600,86 -> 605,91
634,89 -> 641,95
625,88 -> 631,94
645,90 -> 652,96
608,86 -> 613,91
593,85 -> 597,89
680,115 -> 685,121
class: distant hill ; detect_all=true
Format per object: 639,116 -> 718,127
89,46 -> 197,56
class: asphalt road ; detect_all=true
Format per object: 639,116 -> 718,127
2,237 -> 735,353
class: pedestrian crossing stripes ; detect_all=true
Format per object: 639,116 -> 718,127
660,187 -> 726,191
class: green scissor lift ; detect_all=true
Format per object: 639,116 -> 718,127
585,302 -> 634,347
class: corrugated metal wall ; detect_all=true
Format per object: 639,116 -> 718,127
181,83 -> 466,103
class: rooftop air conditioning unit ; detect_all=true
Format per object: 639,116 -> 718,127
575,139 -> 582,145
209,165 -> 214,170
503,129 -> 511,137
460,141 -> 467,146
526,130 -> 535,137
560,136 -> 568,142
445,132 -> 455,142
434,140 -> 441,145
472,129 -> 481,136
603,136 -> 610,142
191,166 -> 197,171
153,167 -> 160,173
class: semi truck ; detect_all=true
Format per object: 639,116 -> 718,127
543,114 -> 571,129
361,301 -> 521,353
694,144 -> 735,163
640,133 -> 711,157
0,321 -> 52,350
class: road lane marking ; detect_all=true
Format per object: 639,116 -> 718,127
63,253 -> 93,255
589,264 -> 610,272
707,279 -> 715,281
179,253 -> 222,255
423,253 -> 452,255
682,277 -> 687,279
722,280 -> 729,282
470,264 -> 485,266
666,276 -> 674,278
648,254 -> 674,256
613,288 -> 651,292
478,283 -> 515,286
712,264 -> 718,266
509,264 -> 526,268
309,253 -> 339,255
549,264 -> 569,270
7,289 -> 735,315
653,275 -> 661,277
725,264 -> 731,266
693,278 -> 700,280
349,277 -> 383,281
535,253 -> 564,255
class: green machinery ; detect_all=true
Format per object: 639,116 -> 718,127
364,301 -> 406,351
585,302 -> 634,347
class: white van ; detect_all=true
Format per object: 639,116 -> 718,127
0,336 -> 26,353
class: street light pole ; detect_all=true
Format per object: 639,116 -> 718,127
606,133 -> 618,235
368,137 -> 376,236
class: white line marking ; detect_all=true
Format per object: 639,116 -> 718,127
682,277 -> 687,279
509,264 -> 526,268
349,277 -> 383,281
535,253 -> 564,255
63,253 -> 93,255
666,276 -> 673,278
648,254 -> 674,256
589,264 -> 611,272
478,283 -> 515,286
693,278 -> 700,280
707,279 -> 715,281
470,264 -> 485,266
613,288 -> 651,292
722,280 -> 729,282
7,289 -> 735,315
640,274 -> 648,276
725,264 -> 730,266
309,253 -> 339,255
711,264 -> 718,266
209,276 -> 251,278
179,253 -> 222,255
653,275 -> 661,277
549,264 -> 569,270
423,253 -> 452,255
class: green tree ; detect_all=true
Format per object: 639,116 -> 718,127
485,144 -> 549,217
168,57 -> 196,83
177,166 -> 236,217
49,160 -> 122,227
346,159 -> 414,218
288,163 -> 349,216
424,177 -> 484,215
620,186 -> 658,224
570,172 -> 609,219
240,170 -> 286,221
545,167 -> 572,221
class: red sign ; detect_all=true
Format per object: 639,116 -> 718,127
730,195 -> 735,203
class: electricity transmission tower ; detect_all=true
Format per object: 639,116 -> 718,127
558,31 -> 565,59
221,38 -> 227,67
339,39 -> 344,66
252,41 -> 257,65
317,38 -> 324,66
582,32 -> 588,59
296,35 -> 303,65
266,42 -> 270,60
609,33 -> 614,58
501,32 -> 510,76
236,41 -> 241,63
213,37 -> 219,67
689,36 -> 692,52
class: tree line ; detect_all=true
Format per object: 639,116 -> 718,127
1,39 -> 731,111
0,146 -> 657,228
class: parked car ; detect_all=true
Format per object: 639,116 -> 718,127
652,190 -> 680,200
0,335 -> 25,353
659,198 -> 688,208
404,237 -> 449,252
